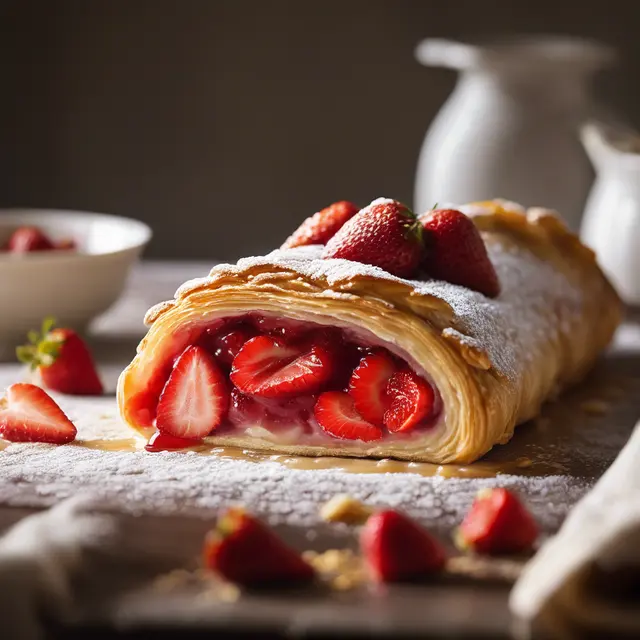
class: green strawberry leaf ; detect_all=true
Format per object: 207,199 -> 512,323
42,316 -> 56,336
16,316 -> 59,368
16,345 -> 37,369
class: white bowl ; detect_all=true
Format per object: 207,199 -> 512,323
0,209 -> 152,359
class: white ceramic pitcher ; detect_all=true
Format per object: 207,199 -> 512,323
581,121 -> 640,304
414,37 -> 616,231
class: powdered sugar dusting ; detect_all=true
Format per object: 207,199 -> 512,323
1,327 -> 638,535
178,232 -> 581,385
0,407 -> 592,535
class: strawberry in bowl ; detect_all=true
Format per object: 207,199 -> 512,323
4,226 -> 77,253
0,209 -> 151,360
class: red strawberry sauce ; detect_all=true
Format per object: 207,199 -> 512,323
137,314 -> 442,449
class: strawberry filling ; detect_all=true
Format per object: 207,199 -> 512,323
138,314 -> 441,449
230,336 -> 335,398
348,351 -> 396,426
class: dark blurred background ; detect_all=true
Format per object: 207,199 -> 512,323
2,0 -> 640,260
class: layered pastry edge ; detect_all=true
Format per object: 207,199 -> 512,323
117,200 -> 622,464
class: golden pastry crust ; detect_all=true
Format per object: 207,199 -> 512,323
117,200 -> 622,464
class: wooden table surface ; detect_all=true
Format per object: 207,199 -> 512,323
1,261 -> 639,639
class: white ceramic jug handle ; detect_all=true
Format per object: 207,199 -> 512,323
415,39 -> 475,69
580,122 -> 608,170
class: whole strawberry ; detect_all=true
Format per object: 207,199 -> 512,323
322,198 -> 424,278
360,510 -> 447,582
6,226 -> 55,252
282,200 -> 359,249
17,317 -> 103,395
420,208 -> 500,297
455,488 -> 538,555
203,507 -> 315,587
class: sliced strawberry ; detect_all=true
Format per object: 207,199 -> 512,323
348,351 -> 396,425
145,431 -> 201,452
456,488 -> 538,555
0,383 -> 77,444
230,335 -> 334,398
314,391 -> 383,442
203,507 -> 315,587
207,325 -> 257,366
6,226 -> 55,252
360,510 -> 447,582
17,318 -> 103,396
156,345 -> 229,439
383,371 -> 434,433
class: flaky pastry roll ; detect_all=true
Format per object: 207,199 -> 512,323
118,200 -> 621,464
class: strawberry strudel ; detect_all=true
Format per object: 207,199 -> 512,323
118,199 -> 621,464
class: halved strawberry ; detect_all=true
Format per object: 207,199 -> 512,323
230,336 -> 334,398
314,391 -> 383,442
156,345 -> 229,439
384,371 -> 434,432
348,351 -> 396,425
0,383 -> 77,444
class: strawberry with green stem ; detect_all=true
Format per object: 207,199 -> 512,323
17,317 -> 103,395
323,199 -> 425,278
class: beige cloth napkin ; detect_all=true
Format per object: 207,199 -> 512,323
0,497 -> 115,640
0,496 -> 196,640
511,421 -> 640,639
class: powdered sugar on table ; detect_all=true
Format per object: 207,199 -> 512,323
0,261 -> 637,537
0,399 -> 589,534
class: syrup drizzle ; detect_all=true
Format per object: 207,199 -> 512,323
2,369 -> 633,481
68,435 -> 535,478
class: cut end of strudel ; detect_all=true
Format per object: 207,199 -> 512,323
117,199 -> 622,464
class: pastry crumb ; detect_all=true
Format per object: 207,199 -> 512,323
446,555 -> 524,583
320,494 -> 373,525
206,581 -> 241,603
305,548 -> 367,590
152,569 -> 194,592
580,399 -> 610,416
